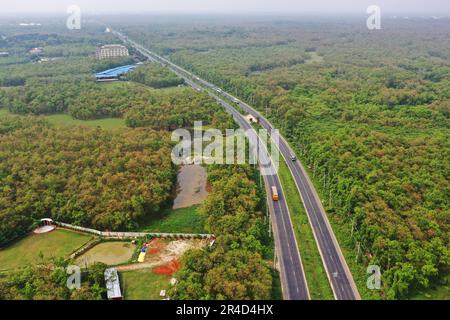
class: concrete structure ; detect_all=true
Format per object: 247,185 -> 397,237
105,268 -> 122,300
96,44 -> 129,59
29,47 -> 43,55
34,218 -> 56,234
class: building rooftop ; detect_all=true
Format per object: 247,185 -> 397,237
95,65 -> 136,80
105,268 -> 122,300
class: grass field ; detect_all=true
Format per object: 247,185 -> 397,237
411,275 -> 450,300
0,229 -> 92,271
139,205 -> 206,234
44,114 -> 126,129
121,269 -> 171,300
0,108 -> 126,130
76,241 -> 136,267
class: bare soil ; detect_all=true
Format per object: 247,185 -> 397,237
116,238 -> 209,272
173,165 -> 209,209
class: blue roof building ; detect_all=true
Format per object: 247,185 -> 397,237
95,65 -> 136,82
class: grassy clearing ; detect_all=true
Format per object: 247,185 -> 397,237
278,157 -> 334,300
139,205 -> 206,234
0,229 -> 92,271
76,241 -> 136,267
43,114 -> 126,129
121,269 -> 171,300
410,275 -> 450,300
0,108 -> 126,130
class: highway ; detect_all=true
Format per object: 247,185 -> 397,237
115,30 -> 311,300
150,45 -> 360,299
220,95 -> 361,300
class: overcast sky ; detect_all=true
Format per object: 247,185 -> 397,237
0,0 -> 449,15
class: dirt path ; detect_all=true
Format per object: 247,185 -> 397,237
116,259 -> 171,272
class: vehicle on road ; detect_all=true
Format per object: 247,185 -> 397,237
271,186 -> 279,201
291,155 -> 297,162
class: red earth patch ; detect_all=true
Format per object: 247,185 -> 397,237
153,259 -> 181,276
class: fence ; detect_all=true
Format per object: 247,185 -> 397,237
55,221 -> 214,239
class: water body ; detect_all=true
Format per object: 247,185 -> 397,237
173,165 -> 209,209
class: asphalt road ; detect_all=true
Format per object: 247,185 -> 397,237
220,93 -> 361,300
117,31 -> 311,300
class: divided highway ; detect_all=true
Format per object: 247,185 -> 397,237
115,30 -> 311,300
236,101 -> 361,300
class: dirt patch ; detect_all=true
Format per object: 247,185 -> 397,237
153,259 -> 181,276
116,239 -> 210,272
147,238 -> 161,254
173,165 -> 208,209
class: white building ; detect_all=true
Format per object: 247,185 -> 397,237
96,44 -> 129,59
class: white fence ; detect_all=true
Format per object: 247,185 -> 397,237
56,222 -> 214,239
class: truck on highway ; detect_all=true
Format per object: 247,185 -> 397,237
271,186 -> 279,201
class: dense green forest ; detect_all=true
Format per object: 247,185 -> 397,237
0,25 -> 232,130
0,114 -> 176,245
117,17 -> 450,299
170,164 -> 273,300
0,80 -> 232,129
0,22 -> 134,85
0,259 -> 107,300
1,17 -> 448,300
125,63 -> 185,88
0,24 -> 235,249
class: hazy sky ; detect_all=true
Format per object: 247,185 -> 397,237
0,0 -> 449,15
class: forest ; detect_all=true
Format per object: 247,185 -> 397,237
0,80 -> 231,130
0,27 -> 231,130
0,114 -> 176,246
116,16 -> 450,299
169,164 -> 273,300
0,259 -> 107,300
125,63 -> 185,88
1,16 -> 448,300
0,24 -> 235,248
